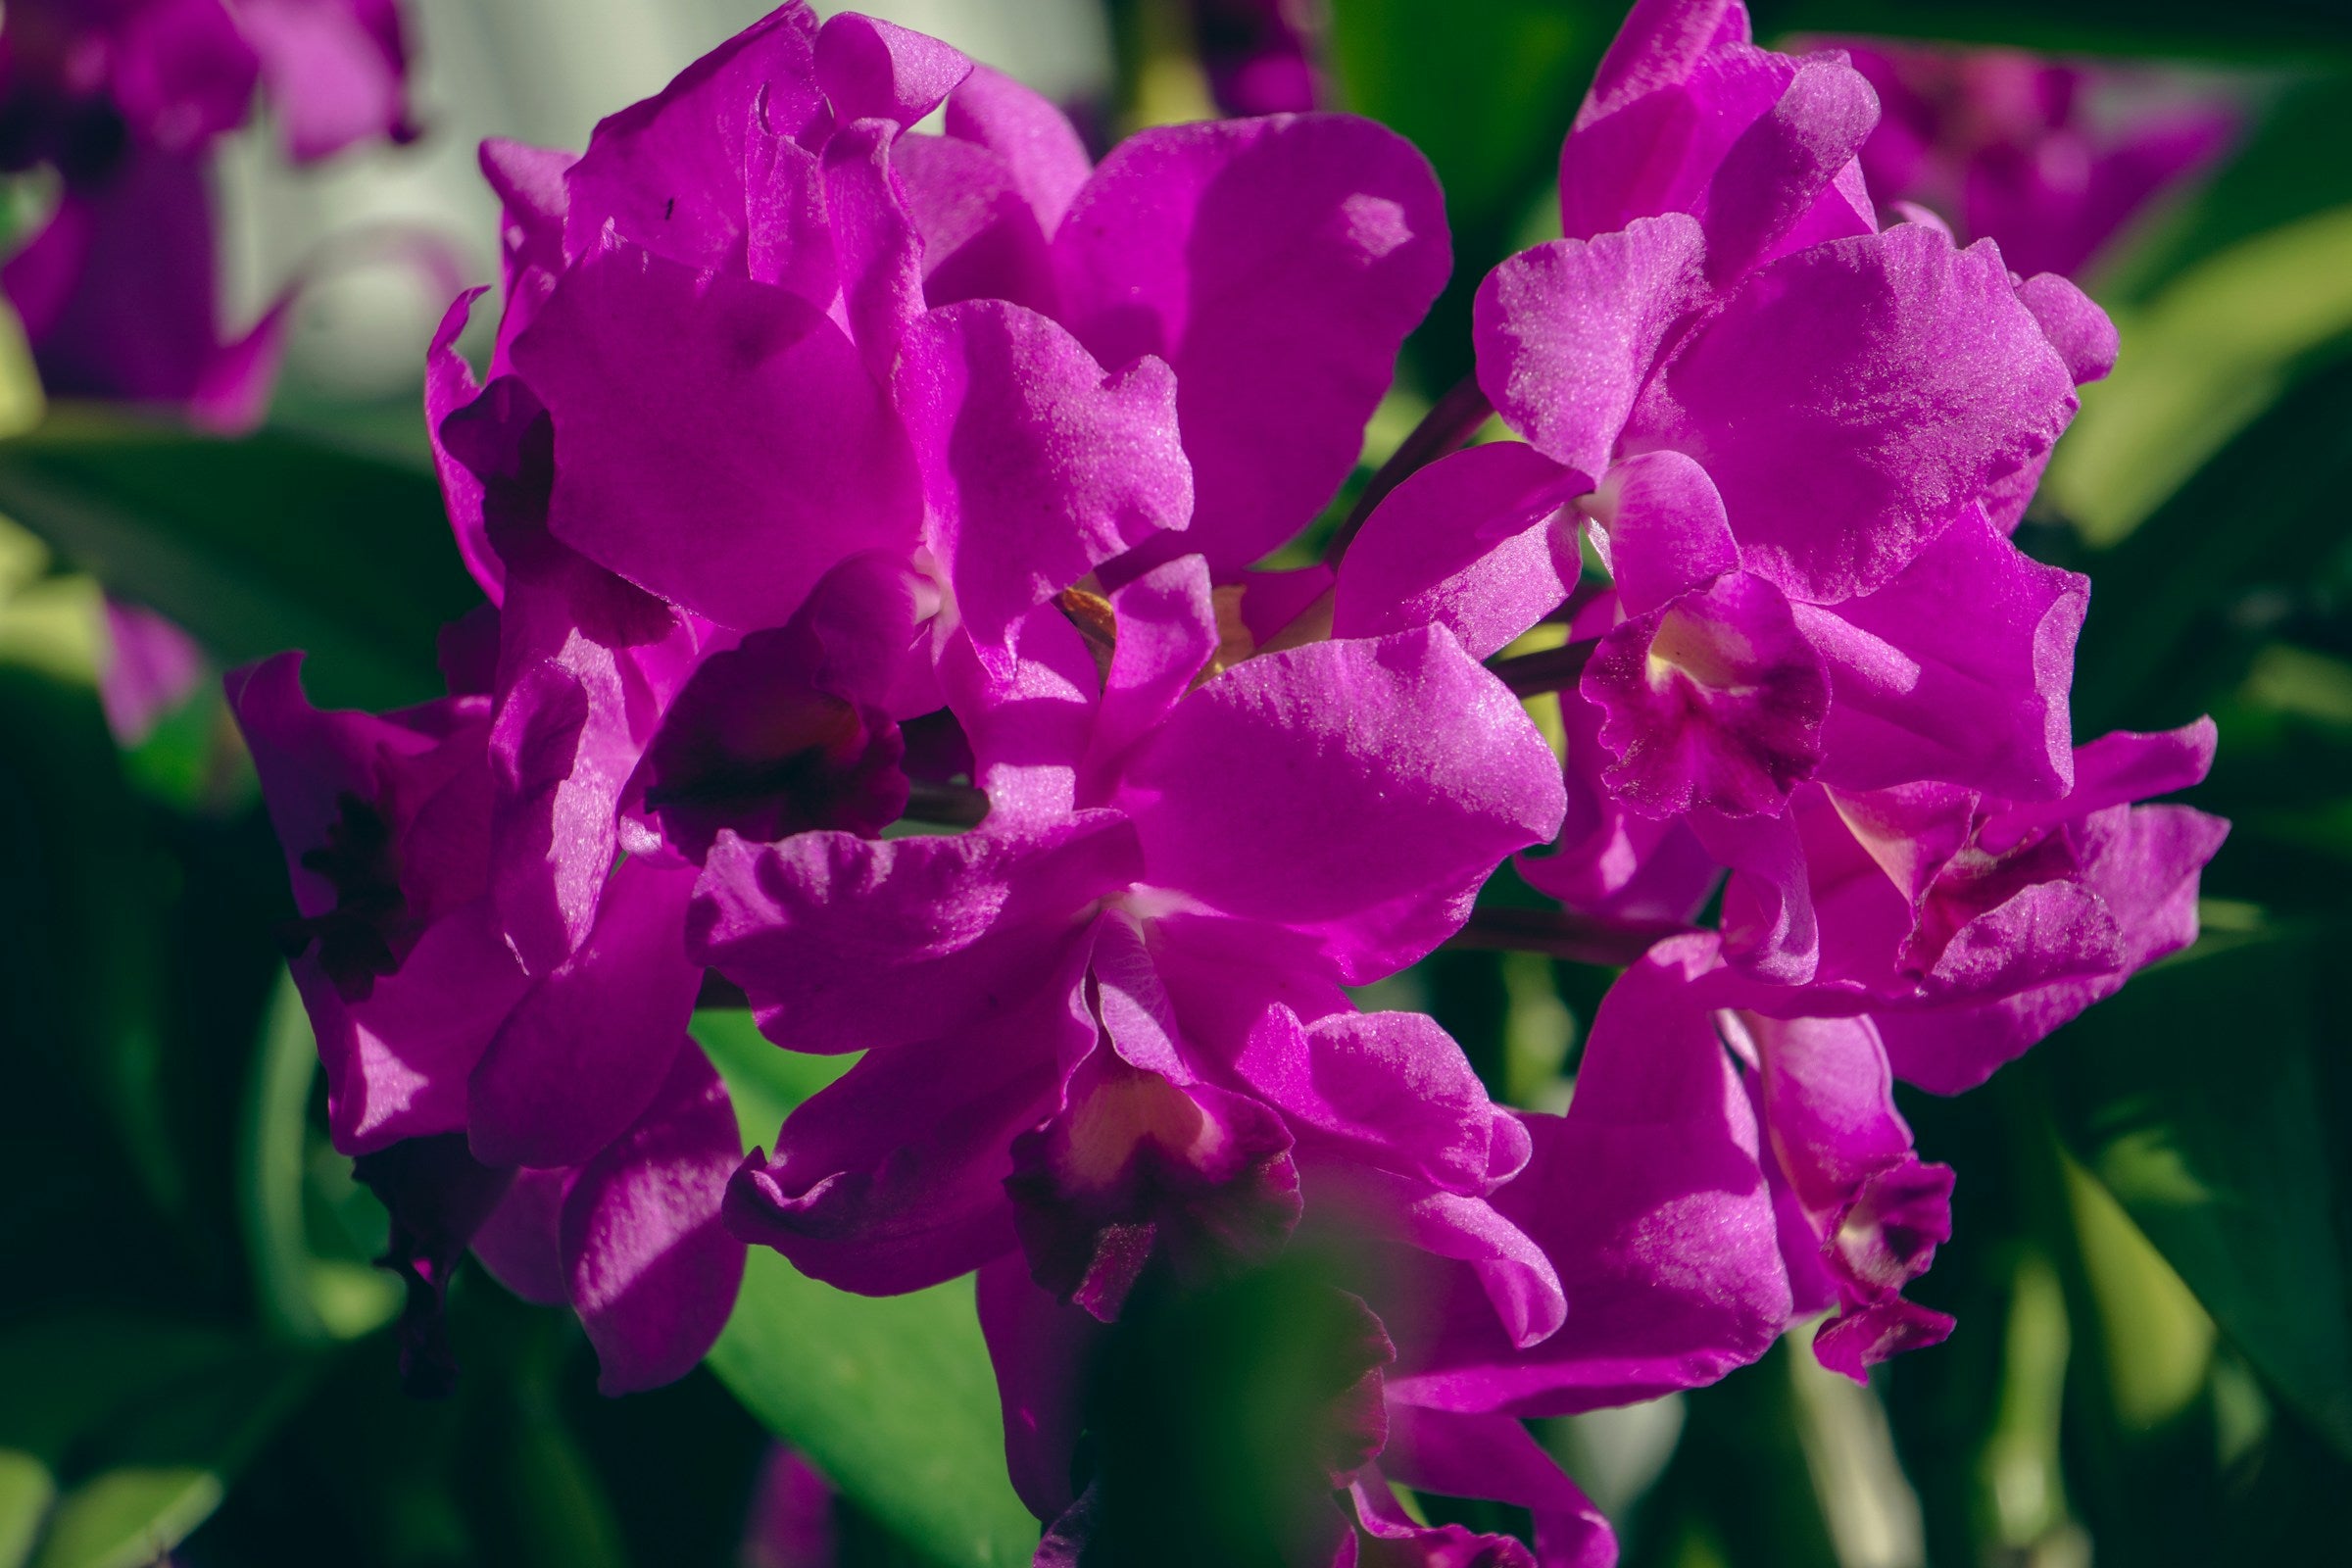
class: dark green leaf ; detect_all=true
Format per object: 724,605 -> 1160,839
1329,0 -> 1613,384
0,623 -> 180,1229
0,1316 -> 318,1568
693,1013 -> 1039,1568
2099,74 -> 2352,309
2066,352 -> 2352,735
1751,0 -> 2352,59
0,405 -> 475,710
2042,928 -> 2352,1459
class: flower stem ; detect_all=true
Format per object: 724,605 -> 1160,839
1487,638 -> 1597,696
1445,906 -> 1688,967
1322,374 -> 1494,566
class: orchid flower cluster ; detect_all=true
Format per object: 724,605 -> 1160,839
1838,38 -> 2236,279
229,1 -> 2226,1561
0,0 -> 416,424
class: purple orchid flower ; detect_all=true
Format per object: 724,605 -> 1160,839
1186,0 -> 1324,117
0,0 -> 415,420
972,861 -> 1810,1564
1735,719 -> 2230,1093
1335,0 -> 2125,985
1839,40 -> 2236,280
694,556 -> 1567,1322
236,1 -> 1458,1399
429,0 -> 1447,980
227,655 -> 743,1394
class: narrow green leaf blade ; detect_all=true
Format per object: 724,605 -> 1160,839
0,406 -> 475,710
2043,929 -> 2352,1457
694,1013 -> 1038,1568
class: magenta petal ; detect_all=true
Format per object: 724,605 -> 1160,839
977,1253 -> 1105,1522
938,603 -> 1102,825
688,813 -> 1142,1053
1354,1172 -> 1566,1349
1398,937 -> 1789,1415
1700,59 -> 1881,283
823,119 -> 927,380
944,66 -> 1092,236
1584,571 -> 1829,817
1580,0 -> 1747,126
1088,556 -> 1220,784
724,954 -> 1089,1293
1474,215 -> 1707,483
10,149 -> 222,405
1055,115 -> 1450,572
562,5 -> 826,270
1805,507 -> 2084,800
515,238 -> 920,630
1379,1407 -> 1615,1568
1121,628 -> 1567,983
1694,808 -> 1819,985
237,0 -> 413,162
479,138 -> 574,374
1632,223 -> 2079,602
468,858 -> 703,1170
813,10 -> 971,125
1748,1011 -> 1928,1238
1979,718 -> 2216,855
296,902 -> 529,1155
624,554 -> 919,860
895,300 -> 1193,662
100,599 -> 205,748
472,1165 -> 571,1306
423,289 -> 506,604
1560,3 -> 1786,241
1333,442 -> 1585,661
562,1042 -> 746,1394
1814,1296 -> 1955,1380
1519,689 -> 1722,924
1242,1007 -> 1505,1198
1587,449 -> 1738,617
894,132 -> 1061,316
2016,270 -> 2119,385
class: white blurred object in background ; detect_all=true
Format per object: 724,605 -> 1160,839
219,0 -> 1111,402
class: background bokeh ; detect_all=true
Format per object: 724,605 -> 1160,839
4,2 -> 2351,1566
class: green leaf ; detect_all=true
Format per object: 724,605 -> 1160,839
1328,0 -> 1612,384
1750,0 -> 2352,57
238,969 -> 400,1345
692,1012 -> 1038,1568
709,1265 -> 1040,1568
2045,204 -> 2352,548
0,1451 -> 55,1568
2042,928 -> 2352,1459
0,405 -> 476,710
2097,74 -> 2352,310
29,1470 -> 222,1568
0,621 -> 179,1224
2065,351 -> 2352,736
0,1316 -> 318,1568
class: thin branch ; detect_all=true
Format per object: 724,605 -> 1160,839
698,971 -> 750,1009
903,780 -> 991,828
1444,906 -> 1689,967
1487,638 -> 1597,697
1322,375 -> 1494,566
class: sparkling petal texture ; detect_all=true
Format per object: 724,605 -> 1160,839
217,0 -> 2234,1533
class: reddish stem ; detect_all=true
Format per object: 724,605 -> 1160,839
1322,374 -> 1494,566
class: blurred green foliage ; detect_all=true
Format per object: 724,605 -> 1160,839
3,1 -> 2352,1564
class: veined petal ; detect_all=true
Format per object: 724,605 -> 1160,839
562,1043 -> 746,1393
1474,215 -> 1707,483
1056,114 -> 1450,573
1120,627 -> 1566,983
1630,223 -> 2079,602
